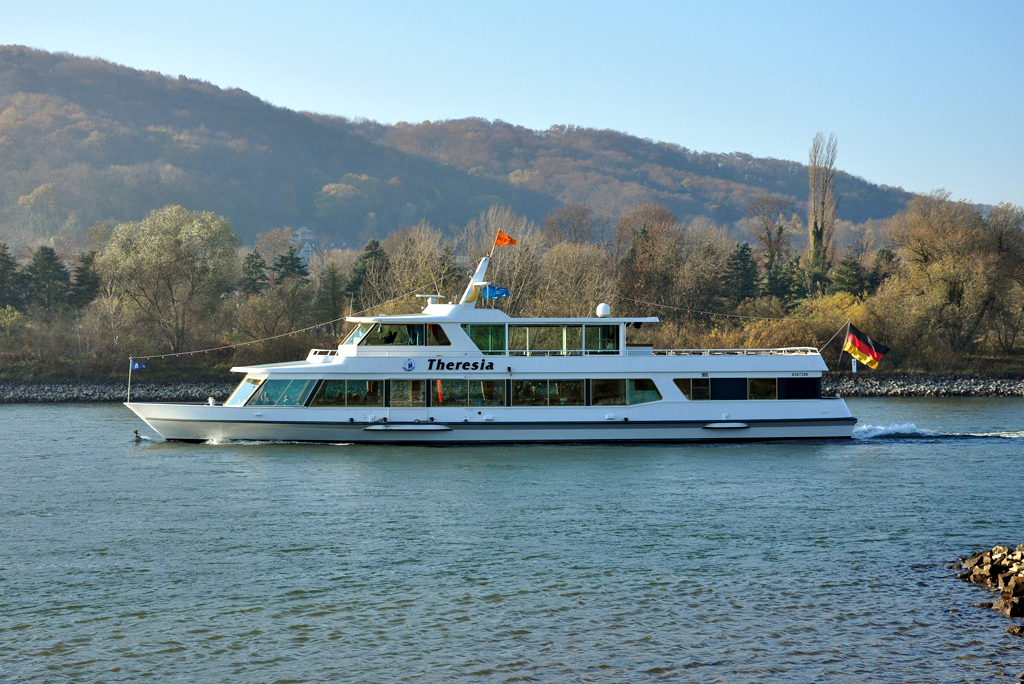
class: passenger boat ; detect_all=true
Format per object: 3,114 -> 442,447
126,255 -> 857,443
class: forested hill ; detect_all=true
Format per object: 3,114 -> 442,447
1,45 -> 912,249
327,118 -> 914,227
0,46 -> 557,246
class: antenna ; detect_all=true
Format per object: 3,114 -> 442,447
416,294 -> 445,307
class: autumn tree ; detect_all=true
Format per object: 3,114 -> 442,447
98,205 -> 239,353
807,132 -> 839,294
543,204 -> 599,245
881,191 -> 998,353
616,203 -> 683,312
458,205 -> 544,318
746,196 -> 794,268
536,242 -> 614,317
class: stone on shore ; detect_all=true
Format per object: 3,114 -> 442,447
0,379 -> 237,404
956,543 -> 1024,628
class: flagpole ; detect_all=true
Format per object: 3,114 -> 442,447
128,357 -> 132,403
840,320 -> 851,372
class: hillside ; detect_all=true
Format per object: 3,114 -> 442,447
326,118 -> 914,227
0,46 -> 913,250
0,46 -> 556,247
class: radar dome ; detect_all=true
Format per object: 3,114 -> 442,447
596,303 -> 611,318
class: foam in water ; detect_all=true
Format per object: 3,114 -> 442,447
853,423 -> 939,439
853,423 -> 1024,440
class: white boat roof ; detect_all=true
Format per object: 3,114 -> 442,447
347,303 -> 659,325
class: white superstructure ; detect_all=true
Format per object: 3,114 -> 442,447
127,256 -> 856,443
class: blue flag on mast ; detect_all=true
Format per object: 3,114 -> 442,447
481,286 -> 510,299
131,360 -> 146,370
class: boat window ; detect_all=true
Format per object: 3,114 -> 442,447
310,380 -> 345,406
748,378 -> 777,400
342,323 -> 375,345
550,380 -> 585,406
462,324 -> 506,355
710,378 -> 747,401
225,376 -> 262,406
426,324 -> 451,346
511,379 -> 549,406
627,379 -> 662,404
433,379 -> 469,406
356,323 -> 451,346
591,379 -> 627,405
359,323 -> 424,346
390,380 -> 426,407
508,325 -> 584,356
585,325 -> 619,355
469,380 -> 505,407
780,377 -> 819,399
309,380 -> 384,407
247,379 -> 317,406
674,378 -> 710,400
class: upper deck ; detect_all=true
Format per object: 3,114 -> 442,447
231,255 -> 825,375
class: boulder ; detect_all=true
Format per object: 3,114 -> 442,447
993,597 -> 1024,618
1004,576 -> 1024,598
1008,625 -> 1024,637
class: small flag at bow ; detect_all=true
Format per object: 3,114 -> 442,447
493,230 -> 517,246
130,360 -> 146,370
842,324 -> 889,369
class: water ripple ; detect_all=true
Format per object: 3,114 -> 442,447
1,400 -> 1024,682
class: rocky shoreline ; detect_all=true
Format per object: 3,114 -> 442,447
954,543 -> 1024,637
0,374 -> 1022,403
822,374 -> 1024,397
0,379 -> 238,404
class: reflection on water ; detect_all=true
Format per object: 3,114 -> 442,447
1,398 -> 1023,683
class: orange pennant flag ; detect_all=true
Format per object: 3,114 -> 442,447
494,230 -> 518,246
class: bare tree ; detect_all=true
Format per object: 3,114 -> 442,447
807,132 -> 838,291
746,196 -> 794,267
543,204 -> 598,245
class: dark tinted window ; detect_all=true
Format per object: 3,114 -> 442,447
710,378 -> 747,401
780,377 -> 819,399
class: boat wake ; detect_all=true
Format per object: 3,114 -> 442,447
853,423 -> 1024,440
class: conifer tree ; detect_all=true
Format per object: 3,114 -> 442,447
70,250 -> 101,308
829,252 -> 867,297
346,239 -> 389,300
240,251 -> 269,294
0,242 -> 24,310
316,261 -> 347,334
27,246 -> 70,312
271,245 -> 308,284
725,242 -> 759,304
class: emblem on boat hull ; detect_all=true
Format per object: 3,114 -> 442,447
402,358 -> 416,372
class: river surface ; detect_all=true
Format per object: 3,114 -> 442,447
2,398 -> 1023,683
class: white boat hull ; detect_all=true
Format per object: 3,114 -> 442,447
126,402 -> 856,444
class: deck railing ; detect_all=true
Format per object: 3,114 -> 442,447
650,347 -> 819,356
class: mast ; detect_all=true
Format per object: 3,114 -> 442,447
458,256 -> 491,309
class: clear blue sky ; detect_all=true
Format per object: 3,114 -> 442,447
4,1 -> 1022,206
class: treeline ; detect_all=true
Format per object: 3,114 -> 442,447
1,193 -> 1021,379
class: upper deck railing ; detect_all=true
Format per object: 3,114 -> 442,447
649,347 -> 819,356
308,346 -> 819,360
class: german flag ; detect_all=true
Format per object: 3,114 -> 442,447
843,324 -> 890,369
